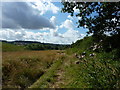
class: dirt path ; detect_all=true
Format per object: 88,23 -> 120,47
49,54 -> 72,88
50,68 -> 65,88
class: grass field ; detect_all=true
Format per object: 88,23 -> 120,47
2,50 -> 66,88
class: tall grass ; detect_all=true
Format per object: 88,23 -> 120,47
2,50 -> 63,89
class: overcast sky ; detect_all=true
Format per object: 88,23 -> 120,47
0,0 -> 88,44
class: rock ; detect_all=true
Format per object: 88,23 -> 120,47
75,52 -> 86,59
75,60 -> 80,64
82,52 -> 86,55
89,46 -> 94,50
81,55 -> 85,58
89,53 -> 96,57
74,53 -> 77,57
76,55 -> 81,59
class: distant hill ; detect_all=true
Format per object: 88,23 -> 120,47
0,40 -> 42,45
0,40 -> 69,45
1,40 -> 70,51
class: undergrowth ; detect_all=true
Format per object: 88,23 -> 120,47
62,36 -> 120,88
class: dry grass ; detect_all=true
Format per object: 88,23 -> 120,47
2,50 -> 65,89
3,50 -> 61,61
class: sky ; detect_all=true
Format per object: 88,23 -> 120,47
0,0 -> 89,44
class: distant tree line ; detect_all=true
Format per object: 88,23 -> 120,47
1,40 -> 70,51
25,43 -> 70,50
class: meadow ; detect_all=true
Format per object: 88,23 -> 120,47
2,36 -> 120,88
2,50 -> 66,88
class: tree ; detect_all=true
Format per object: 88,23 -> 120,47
61,1 -> 120,36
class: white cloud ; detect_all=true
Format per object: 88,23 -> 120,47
0,29 -> 26,40
2,2 -> 55,29
61,29 -> 84,43
67,15 -> 73,20
60,19 -> 74,30
63,29 -> 79,38
30,0 -> 59,15
73,6 -> 79,13
50,28 -> 58,37
0,28 -> 85,44
78,16 -> 82,20
0,29 -> 49,42
50,16 -> 56,25
67,15 -> 82,22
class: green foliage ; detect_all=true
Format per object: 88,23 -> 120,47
71,34 -> 120,54
64,36 -> 120,88
62,2 -> 120,36
1,42 -> 69,52
84,52 -> 120,88
25,43 -> 45,50
25,43 -> 69,50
